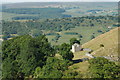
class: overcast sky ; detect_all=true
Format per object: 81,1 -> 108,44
1,0 -> 119,3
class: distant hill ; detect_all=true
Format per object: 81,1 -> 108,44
2,2 -> 117,21
2,2 -> 117,9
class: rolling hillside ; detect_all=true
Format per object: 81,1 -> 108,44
69,27 -> 119,78
72,27 -> 119,60
82,27 -> 119,59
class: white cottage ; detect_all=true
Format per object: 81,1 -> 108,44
71,43 -> 81,53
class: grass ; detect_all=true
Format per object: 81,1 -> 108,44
45,25 -> 114,45
62,2 -> 117,17
67,27 -> 119,78
82,27 -> 119,57
68,61 -> 90,78
73,51 -> 90,60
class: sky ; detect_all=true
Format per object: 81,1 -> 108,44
1,0 -> 119,3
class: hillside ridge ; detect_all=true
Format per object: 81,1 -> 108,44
81,27 -> 119,60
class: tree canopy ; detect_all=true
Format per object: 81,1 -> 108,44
2,35 -> 75,79
88,57 -> 120,79
58,43 -> 74,60
70,38 -> 80,46
2,35 -> 55,78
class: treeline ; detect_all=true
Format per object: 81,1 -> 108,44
87,9 -> 103,14
65,32 -> 79,35
2,15 -> 117,40
2,8 -> 65,14
12,16 -> 40,20
12,14 -> 71,20
2,8 -> 71,20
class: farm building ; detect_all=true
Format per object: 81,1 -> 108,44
71,43 -> 81,53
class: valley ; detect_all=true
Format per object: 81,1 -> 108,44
1,2 -> 117,21
1,2 -> 120,79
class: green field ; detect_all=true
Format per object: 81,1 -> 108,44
45,26 -> 115,45
1,2 -> 117,45
1,8 -> 71,21
2,15 -> 117,45
1,12 -> 37,21
62,2 -> 117,17
1,2 -> 117,21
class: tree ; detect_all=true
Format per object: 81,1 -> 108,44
2,35 -> 55,78
100,44 -> 104,47
97,30 -> 103,33
90,23 -> 94,27
2,35 -> 30,79
2,34 -> 11,40
70,38 -> 80,46
88,57 -> 120,78
19,35 -> 55,76
62,70 -> 80,78
2,58 -> 21,79
78,34 -> 83,39
34,57 -> 72,78
59,43 -> 74,60
91,35 -> 95,39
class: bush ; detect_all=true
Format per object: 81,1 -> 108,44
91,35 -> 95,39
46,32 -> 58,36
100,44 -> 104,47
97,30 -> 103,33
65,32 -> 79,35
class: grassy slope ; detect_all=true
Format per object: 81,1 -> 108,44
68,27 -> 119,78
82,27 -> 119,57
